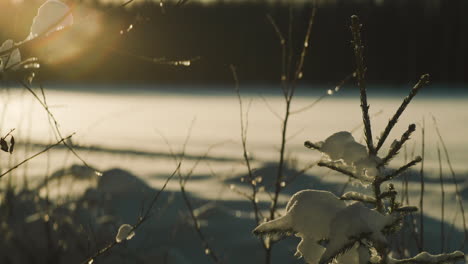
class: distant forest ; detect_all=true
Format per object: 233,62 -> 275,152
1,0 -> 467,85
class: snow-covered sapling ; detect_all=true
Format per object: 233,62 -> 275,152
254,15 -> 465,264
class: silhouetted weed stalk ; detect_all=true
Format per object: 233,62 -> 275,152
253,15 -> 465,264
231,7 -> 323,264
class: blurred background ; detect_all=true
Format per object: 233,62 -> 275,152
1,0 -> 467,85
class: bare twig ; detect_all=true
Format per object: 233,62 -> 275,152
80,164 -> 180,264
259,95 -> 282,121
266,14 -> 288,98
21,82 -> 97,173
179,177 -> 222,264
230,64 -> 262,227
0,134 -> 74,179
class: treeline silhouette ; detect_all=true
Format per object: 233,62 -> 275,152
1,0 -> 467,85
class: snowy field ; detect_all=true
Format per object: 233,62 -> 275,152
0,83 -> 467,263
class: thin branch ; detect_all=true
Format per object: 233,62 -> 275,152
21,82 -> 97,173
317,162 -> 359,180
380,124 -> 416,166
380,156 -> 422,182
80,164 -> 180,264
0,134 -> 74,179
269,5 -> 317,224
350,109 -> 384,134
289,8 -> 317,98
230,64 -> 262,226
179,177 -> 222,264
350,15 -> 375,155
266,14 -> 288,98
375,74 -> 430,152
259,95 -> 282,121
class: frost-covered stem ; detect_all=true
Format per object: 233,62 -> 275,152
437,144 -> 445,253
380,124 -> 416,166
418,119 -> 425,251
375,74 -> 430,153
317,162 -> 359,180
433,116 -> 468,249
341,191 -> 376,204
380,156 -> 422,182
350,15 -> 375,155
